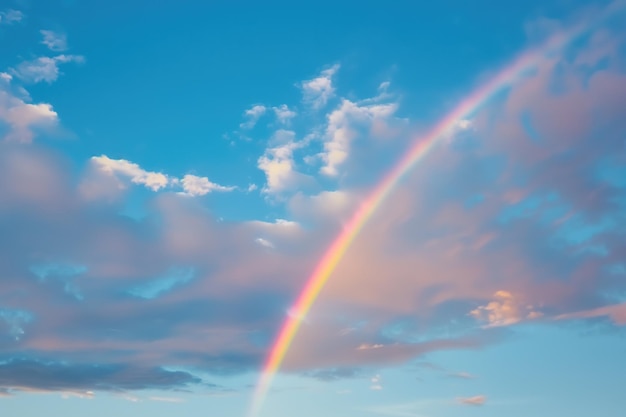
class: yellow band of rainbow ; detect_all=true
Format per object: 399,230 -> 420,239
248,5 -> 621,416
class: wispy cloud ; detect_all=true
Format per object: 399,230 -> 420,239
370,374 -> 383,390
40,30 -> 68,52
11,55 -> 84,84
240,104 -> 267,129
273,104 -> 297,125
456,395 -> 487,406
0,75 -> 58,143
180,174 -> 236,196
0,9 -> 23,25
301,64 -> 339,109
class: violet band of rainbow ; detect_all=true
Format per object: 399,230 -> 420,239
247,5 -> 622,416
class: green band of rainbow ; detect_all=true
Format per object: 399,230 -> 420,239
248,6 -> 620,416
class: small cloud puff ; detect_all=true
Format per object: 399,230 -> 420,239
273,104 -> 297,125
301,64 -> 340,109
240,105 -> 267,129
469,290 -> 543,327
370,374 -> 383,390
356,343 -> 384,350
457,395 -> 486,406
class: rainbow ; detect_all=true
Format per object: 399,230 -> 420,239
248,6 -> 620,417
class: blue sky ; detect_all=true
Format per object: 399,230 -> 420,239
1,0 -> 626,416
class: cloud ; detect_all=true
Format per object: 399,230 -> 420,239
0,359 -> 204,394
240,105 -> 267,129
88,156 -> 234,196
2,6 -> 626,395
457,395 -> 486,406
257,130 -> 314,195
11,55 -> 84,84
90,155 -> 171,191
469,291 -> 543,328
0,9 -> 23,24
273,104 -> 297,125
357,343 -> 385,350
301,64 -> 339,109
180,174 -> 235,196
0,77 -> 59,142
555,303 -> 626,325
320,98 -> 399,176
40,30 -> 68,52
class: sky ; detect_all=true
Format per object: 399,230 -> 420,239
1,0 -> 626,416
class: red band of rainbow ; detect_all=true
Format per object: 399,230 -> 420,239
248,5 -> 621,416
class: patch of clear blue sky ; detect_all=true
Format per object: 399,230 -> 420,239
127,266 -> 195,299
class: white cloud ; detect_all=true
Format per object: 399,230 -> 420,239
273,104 -> 297,125
11,55 -> 84,84
0,81 -> 58,143
456,395 -> 486,406
0,9 -> 24,25
301,64 -> 340,109
258,130 -> 311,195
321,99 -> 398,177
89,155 -> 234,197
180,174 -> 235,196
90,155 -> 171,191
469,291 -> 543,328
40,30 -> 68,52
240,105 -> 267,129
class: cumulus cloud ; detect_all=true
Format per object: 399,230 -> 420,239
457,395 -> 486,406
301,64 -> 339,109
40,30 -> 68,52
257,130 -> 313,195
0,77 -> 59,142
11,55 -> 84,84
90,155 -> 171,191
320,98 -> 399,176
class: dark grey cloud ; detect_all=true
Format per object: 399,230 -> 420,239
0,359 -> 205,393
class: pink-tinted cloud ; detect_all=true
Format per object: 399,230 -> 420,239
457,395 -> 486,406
